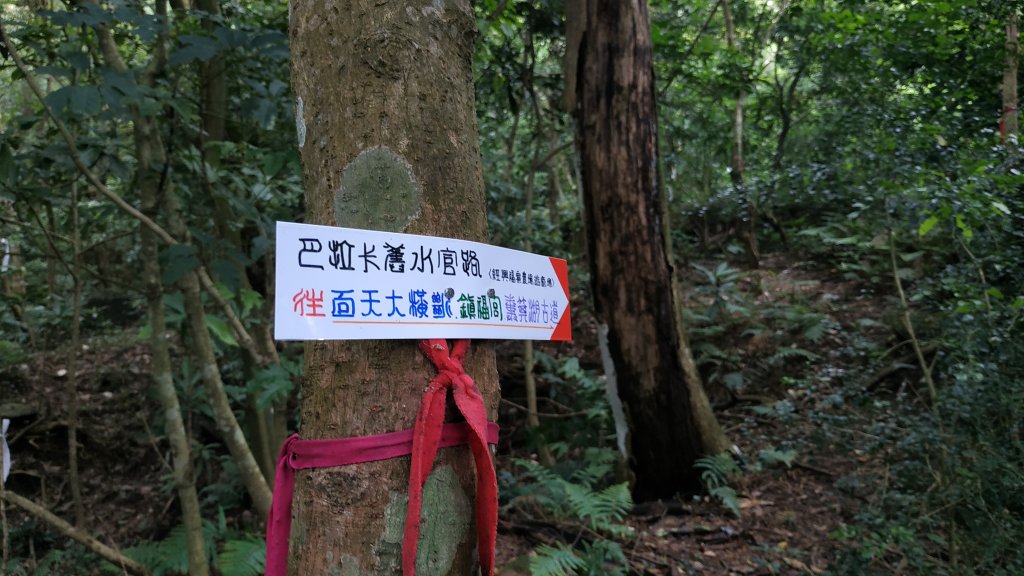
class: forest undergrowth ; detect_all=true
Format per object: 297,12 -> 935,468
1,248 -> 973,576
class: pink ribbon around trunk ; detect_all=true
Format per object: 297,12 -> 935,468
264,420 -> 499,576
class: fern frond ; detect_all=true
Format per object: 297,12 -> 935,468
709,485 -> 741,517
108,520 -> 217,576
529,543 -> 586,576
216,538 -> 266,576
767,346 -> 819,366
570,448 -> 615,487
581,539 -> 629,576
695,453 -> 740,486
562,481 -> 631,533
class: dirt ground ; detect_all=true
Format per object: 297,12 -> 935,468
0,253 -> 904,575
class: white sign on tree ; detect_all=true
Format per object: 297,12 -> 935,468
274,222 -> 571,341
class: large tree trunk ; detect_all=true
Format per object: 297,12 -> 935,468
570,0 -> 730,500
287,1 -> 499,574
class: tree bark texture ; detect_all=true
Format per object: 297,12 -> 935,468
572,0 -> 729,500
288,1 -> 499,574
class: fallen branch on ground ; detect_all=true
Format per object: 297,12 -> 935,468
0,490 -> 150,576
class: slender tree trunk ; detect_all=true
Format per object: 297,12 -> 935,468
67,181 -> 85,528
569,0 -> 730,500
140,198 -> 210,576
288,0 -> 499,573
194,0 -> 283,483
45,203 -> 57,297
522,141 -> 553,468
1003,11 -> 1019,146
162,188 -> 274,517
134,76 -> 210,576
722,0 -> 758,267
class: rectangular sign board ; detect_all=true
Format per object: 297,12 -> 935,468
274,221 -> 571,341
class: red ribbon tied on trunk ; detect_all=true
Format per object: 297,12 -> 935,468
404,339 -> 497,576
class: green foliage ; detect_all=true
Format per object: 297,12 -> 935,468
530,540 -> 628,576
695,453 -> 742,517
114,521 -> 217,576
215,537 -> 266,576
104,513 -> 266,576
691,262 -> 748,320
3,0 -> 1024,573
530,352 -> 615,449
529,544 -> 587,576
506,447 -> 632,576
757,448 -> 797,469
510,449 -> 632,536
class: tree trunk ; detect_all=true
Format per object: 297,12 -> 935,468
67,181 -> 85,528
134,80 -> 210,576
195,0 -> 283,484
161,185 -> 274,518
1003,10 -> 1019,145
287,0 -> 499,574
722,0 -> 758,267
570,0 -> 730,500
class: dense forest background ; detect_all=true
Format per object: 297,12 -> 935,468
1,0 -> 1023,574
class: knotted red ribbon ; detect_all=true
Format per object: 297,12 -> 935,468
264,339 -> 498,576
404,339 -> 497,576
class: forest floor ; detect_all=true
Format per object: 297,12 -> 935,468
0,252 -> 914,575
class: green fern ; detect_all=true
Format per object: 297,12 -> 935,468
563,481 -> 632,534
109,520 -> 217,576
569,448 -> 616,486
513,448 -> 633,575
766,345 -> 819,366
216,537 -> 266,576
695,453 -> 742,517
759,448 -> 798,468
708,485 -> 741,517
529,543 -> 586,576
580,540 -> 628,576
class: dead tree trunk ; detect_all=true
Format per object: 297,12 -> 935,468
568,0 -> 731,500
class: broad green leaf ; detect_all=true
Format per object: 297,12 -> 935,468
955,214 -> 973,240
169,35 -> 220,65
160,244 -> 200,285
206,316 -> 238,347
45,85 -> 102,116
918,215 -> 939,237
240,288 -> 264,315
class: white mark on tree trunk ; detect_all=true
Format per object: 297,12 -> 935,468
1,238 -> 10,273
599,324 -> 628,459
422,0 -> 445,18
296,96 -> 306,149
